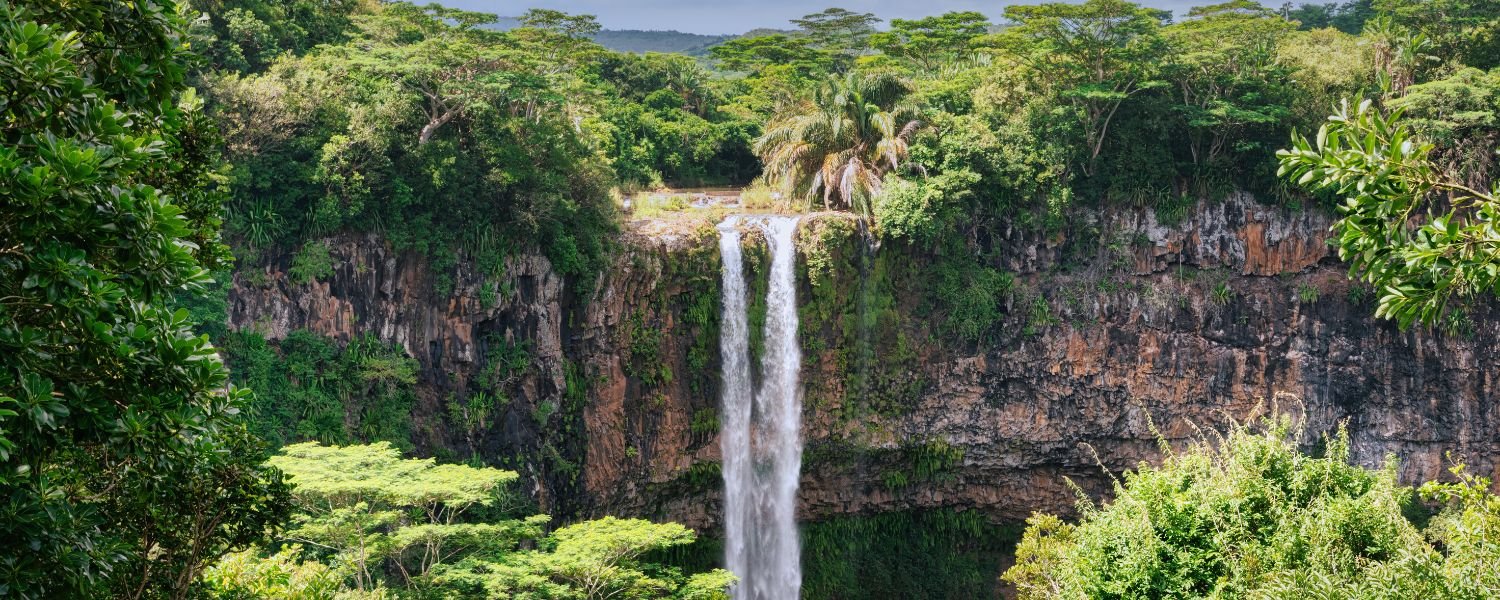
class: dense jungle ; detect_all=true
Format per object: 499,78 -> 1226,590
3,0 -> 1500,598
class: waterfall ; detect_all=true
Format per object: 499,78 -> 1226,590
718,215 -> 803,600
717,218 -> 755,596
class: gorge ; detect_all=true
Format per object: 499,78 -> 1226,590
14,0 -> 1500,596
222,192 -> 1500,595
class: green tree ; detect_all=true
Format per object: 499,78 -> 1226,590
791,7 -> 881,69
1390,67 -> 1500,184
1162,1 -> 1297,170
205,1 -> 618,282
0,0 -> 291,596
333,4 -> 529,146
1375,0 -> 1500,71
709,34 -> 831,78
1285,0 -> 1376,34
268,442 -> 544,590
194,0 -> 363,72
756,71 -> 924,216
1005,414 -> 1500,598
996,0 -> 1170,176
869,11 -> 992,72
1278,99 -> 1500,328
434,517 -> 735,599
229,443 -> 733,599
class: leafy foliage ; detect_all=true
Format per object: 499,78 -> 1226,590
212,443 -> 733,599
995,0 -> 1172,177
1278,100 -> 1500,328
203,545 -> 344,599
269,441 -> 529,590
289,241 -> 335,284
0,0 -> 291,595
869,12 -> 993,71
204,2 -> 620,282
1005,414 -> 1500,599
434,517 -> 735,599
221,330 -> 418,447
756,71 -> 925,216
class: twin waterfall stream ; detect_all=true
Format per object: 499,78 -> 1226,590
717,216 -> 803,600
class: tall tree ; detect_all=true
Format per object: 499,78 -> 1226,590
0,0 -> 290,596
756,71 -> 924,217
996,0 -> 1171,176
710,34 -> 831,78
791,7 -> 881,69
869,11 -> 993,72
1164,1 -> 1297,169
331,3 -> 535,146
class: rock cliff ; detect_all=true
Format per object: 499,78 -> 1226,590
227,194 -> 1500,530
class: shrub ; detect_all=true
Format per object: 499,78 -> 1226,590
1297,282 -> 1320,304
289,241 -> 336,284
1005,413 -> 1500,599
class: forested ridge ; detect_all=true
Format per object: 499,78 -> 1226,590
3,0 -> 1500,597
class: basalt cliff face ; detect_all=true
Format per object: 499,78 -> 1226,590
227,194 -> 1500,530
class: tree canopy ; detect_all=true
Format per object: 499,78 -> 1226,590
206,443 -> 733,599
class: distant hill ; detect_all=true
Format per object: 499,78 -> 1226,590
479,19 -> 732,56
480,17 -> 792,56
591,29 -> 734,55
738,28 -> 798,38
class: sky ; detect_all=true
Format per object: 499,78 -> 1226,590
435,0 -> 1257,35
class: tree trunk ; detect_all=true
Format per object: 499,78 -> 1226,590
419,109 -> 460,145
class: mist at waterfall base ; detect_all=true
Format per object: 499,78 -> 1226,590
718,215 -> 804,600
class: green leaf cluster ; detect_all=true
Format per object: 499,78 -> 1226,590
1278,99 -> 1500,328
221,329 -> 418,447
1005,415 -> 1500,599
0,0 -> 291,595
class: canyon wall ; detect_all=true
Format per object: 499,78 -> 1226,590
228,194 -> 1500,530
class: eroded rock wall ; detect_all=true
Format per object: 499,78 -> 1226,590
227,194 -> 1500,530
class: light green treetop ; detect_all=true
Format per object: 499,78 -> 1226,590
269,442 -> 535,590
271,441 -> 516,517
869,11 -> 992,71
434,516 -> 735,599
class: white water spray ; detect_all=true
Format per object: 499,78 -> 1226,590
718,215 -> 803,600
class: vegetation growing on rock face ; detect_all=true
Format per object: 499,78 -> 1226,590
220,330 -> 419,447
1005,414 -> 1500,599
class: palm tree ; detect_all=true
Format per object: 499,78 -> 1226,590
755,71 -> 924,217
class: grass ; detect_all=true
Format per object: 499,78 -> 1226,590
618,182 -> 802,223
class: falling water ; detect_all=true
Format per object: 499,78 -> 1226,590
718,215 -> 803,600
717,217 -> 755,596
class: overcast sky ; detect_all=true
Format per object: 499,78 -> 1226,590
435,0 -> 1269,35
